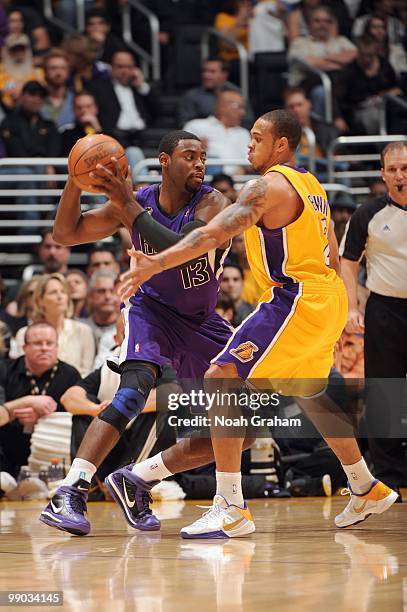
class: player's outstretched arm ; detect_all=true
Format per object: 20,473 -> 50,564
53,177 -> 123,246
118,178 -> 270,299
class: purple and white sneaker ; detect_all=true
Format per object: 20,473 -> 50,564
105,464 -> 160,531
39,479 -> 90,536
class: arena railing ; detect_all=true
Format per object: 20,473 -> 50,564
326,134 -> 407,185
201,28 -> 249,104
121,0 -> 161,81
289,59 -> 333,123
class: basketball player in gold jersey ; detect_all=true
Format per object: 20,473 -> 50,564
115,110 -> 398,537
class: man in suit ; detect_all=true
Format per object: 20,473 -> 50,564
88,50 -> 160,151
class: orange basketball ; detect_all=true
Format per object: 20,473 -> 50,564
68,133 -> 128,193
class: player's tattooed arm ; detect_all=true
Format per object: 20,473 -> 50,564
156,178 -> 269,271
118,178 -> 270,298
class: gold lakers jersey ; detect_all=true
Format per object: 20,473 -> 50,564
244,164 -> 344,295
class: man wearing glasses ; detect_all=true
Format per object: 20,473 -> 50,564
0,322 -> 80,480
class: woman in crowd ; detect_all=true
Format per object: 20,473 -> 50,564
12,273 -> 95,376
66,269 -> 89,319
363,15 -> 407,75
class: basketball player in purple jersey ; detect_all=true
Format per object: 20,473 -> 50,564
40,131 -> 255,536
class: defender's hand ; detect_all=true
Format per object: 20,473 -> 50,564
117,250 -> 161,300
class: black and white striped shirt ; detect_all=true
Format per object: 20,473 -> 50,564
340,196 -> 407,298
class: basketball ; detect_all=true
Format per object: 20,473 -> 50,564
68,133 -> 128,192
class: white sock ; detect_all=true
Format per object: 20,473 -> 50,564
132,452 -> 173,483
342,458 -> 375,494
63,458 -> 96,486
216,471 -> 244,507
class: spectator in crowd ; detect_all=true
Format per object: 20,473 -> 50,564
0,275 -> 13,350
177,57 -> 254,128
5,3 -> 50,60
296,0 -> 352,38
340,141 -> 407,497
0,81 -> 60,230
0,322 -> 80,478
227,233 -> 263,305
86,244 -> 120,278
63,34 -> 110,93
249,0 -> 300,54
215,291 -> 236,325
283,86 -> 341,177
335,36 -> 400,134
84,8 -> 125,64
6,8 -> 25,37
0,80 -> 60,158
211,173 -> 237,202
368,178 -> 387,200
215,0 -> 252,83
352,0 -> 405,45
184,90 -> 250,175
363,15 -> 407,75
37,229 -> 71,275
4,277 -> 39,333
84,270 -> 120,356
288,6 -> 357,117
60,91 -> 102,156
41,49 -> 75,128
220,264 -> 254,326
88,50 -> 159,170
66,269 -> 89,319
12,273 -> 95,377
0,33 -> 44,110
330,191 -> 357,243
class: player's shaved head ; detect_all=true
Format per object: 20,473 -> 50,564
260,109 -> 302,151
158,130 -> 201,156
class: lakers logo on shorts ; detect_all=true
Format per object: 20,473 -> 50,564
230,341 -> 259,363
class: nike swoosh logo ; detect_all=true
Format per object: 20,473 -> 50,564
223,517 -> 245,531
223,506 -> 253,531
50,501 -> 63,514
123,479 -> 135,508
354,499 -> 368,514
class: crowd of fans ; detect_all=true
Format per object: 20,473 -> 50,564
0,0 -> 406,500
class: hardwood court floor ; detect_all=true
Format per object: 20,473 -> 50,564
0,497 -> 405,612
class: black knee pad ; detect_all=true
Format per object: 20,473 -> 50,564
98,360 -> 158,434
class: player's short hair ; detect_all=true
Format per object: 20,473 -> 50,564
158,131 -> 201,156
260,109 -> 302,151
380,141 -> 407,167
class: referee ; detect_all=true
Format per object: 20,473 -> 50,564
340,141 -> 407,495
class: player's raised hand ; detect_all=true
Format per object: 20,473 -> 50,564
117,250 -> 161,300
89,159 -> 135,209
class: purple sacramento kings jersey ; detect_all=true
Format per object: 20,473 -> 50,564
131,184 -> 229,318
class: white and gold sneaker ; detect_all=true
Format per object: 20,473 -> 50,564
335,480 -> 398,528
180,495 -> 255,539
